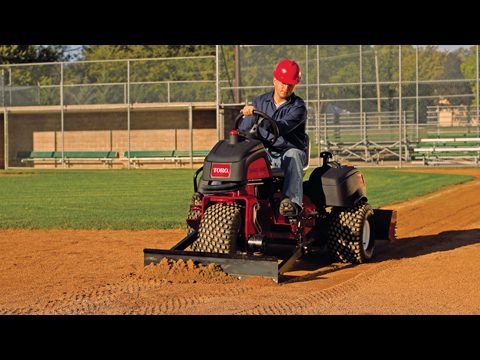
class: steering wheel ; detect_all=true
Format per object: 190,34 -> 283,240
234,110 -> 280,148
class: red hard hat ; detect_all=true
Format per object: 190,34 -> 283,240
273,59 -> 301,85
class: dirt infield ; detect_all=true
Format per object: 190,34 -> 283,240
1,168 -> 479,315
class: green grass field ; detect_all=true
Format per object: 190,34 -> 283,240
0,168 -> 474,230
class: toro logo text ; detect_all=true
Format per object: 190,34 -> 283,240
211,163 -> 231,178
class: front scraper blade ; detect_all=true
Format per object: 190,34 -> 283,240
144,249 -> 280,282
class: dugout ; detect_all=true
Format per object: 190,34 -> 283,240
3,102 -> 220,169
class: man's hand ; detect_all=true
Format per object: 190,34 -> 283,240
240,105 -> 256,117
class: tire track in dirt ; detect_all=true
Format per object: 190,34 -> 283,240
4,274 -> 268,315
3,277 -> 157,314
233,260 -> 400,315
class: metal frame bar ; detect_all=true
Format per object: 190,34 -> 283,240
60,62 -> 65,168
189,104 -> 193,168
216,45 -> 221,142
0,55 -> 216,69
127,60 -> 131,169
399,45 -> 403,168
415,46 -> 419,141
3,109 -> 8,169
477,45 -> 479,137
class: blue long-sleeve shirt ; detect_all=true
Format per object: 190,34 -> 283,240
238,91 -> 308,154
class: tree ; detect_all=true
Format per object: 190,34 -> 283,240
460,46 -> 478,106
82,45 -> 215,61
0,45 -> 73,106
0,45 -> 71,64
79,45 -> 217,103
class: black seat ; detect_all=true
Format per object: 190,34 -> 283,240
271,167 -> 285,177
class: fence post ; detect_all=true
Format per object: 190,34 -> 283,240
476,45 -> 479,137
324,113 -> 327,164
1,69 -> 4,107
364,112 -> 368,161
404,111 -> 409,160
416,45 -> 419,141
316,45 -> 321,165
359,45 -> 363,120
189,104 -> 193,169
60,62 -> 65,168
127,60 -> 131,169
216,45 -> 221,142
1,70 -> 4,168
8,68 -> 12,106
4,109 -> 8,169
316,106 -> 320,166
398,45 -> 402,168
305,45 -> 309,104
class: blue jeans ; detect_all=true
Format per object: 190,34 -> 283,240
267,148 -> 308,207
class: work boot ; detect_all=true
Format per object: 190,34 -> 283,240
279,198 -> 302,217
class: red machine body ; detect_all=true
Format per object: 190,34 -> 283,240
145,111 -> 397,282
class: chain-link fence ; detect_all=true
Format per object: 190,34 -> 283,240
0,56 -> 217,106
2,46 -> 480,167
219,45 -> 480,165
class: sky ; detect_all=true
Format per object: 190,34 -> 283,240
432,45 -> 472,51
64,45 -> 474,59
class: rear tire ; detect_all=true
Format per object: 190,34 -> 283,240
326,202 -> 375,264
190,203 -> 242,254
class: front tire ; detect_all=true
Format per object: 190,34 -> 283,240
326,202 -> 375,264
190,203 -> 242,254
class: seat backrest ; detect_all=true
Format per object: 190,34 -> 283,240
303,134 -> 310,172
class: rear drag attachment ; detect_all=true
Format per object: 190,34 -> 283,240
144,249 -> 280,282
143,231 -> 280,282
